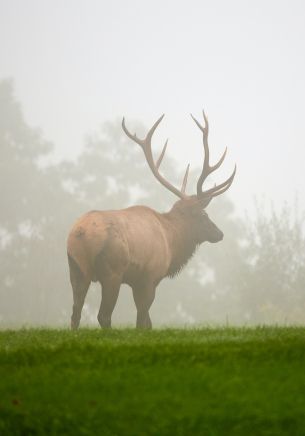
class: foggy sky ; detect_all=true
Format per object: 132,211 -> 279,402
1,0 -> 305,214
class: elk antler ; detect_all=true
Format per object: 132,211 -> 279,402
122,115 -> 190,199
191,110 -> 236,206
122,111 -> 236,206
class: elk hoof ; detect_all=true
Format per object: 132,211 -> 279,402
71,320 -> 79,330
97,315 -> 111,328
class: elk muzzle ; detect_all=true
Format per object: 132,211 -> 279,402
205,220 -> 224,243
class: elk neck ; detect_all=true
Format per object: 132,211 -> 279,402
161,204 -> 200,278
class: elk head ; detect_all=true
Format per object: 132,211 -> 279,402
122,111 -> 236,245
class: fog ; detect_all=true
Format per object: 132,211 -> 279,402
1,0 -> 305,327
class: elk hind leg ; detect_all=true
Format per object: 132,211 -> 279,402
97,275 -> 121,328
68,255 -> 90,330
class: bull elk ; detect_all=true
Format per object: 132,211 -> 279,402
67,111 -> 236,329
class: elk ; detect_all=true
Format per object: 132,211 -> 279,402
67,111 -> 236,329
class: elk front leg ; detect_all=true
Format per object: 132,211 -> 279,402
132,285 -> 156,329
97,275 -> 121,328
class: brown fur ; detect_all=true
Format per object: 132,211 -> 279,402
67,196 -> 223,329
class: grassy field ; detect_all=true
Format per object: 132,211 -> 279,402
0,327 -> 305,436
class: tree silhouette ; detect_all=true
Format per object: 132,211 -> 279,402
233,202 -> 305,324
0,80 -> 79,324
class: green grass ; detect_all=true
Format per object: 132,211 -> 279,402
0,327 -> 305,435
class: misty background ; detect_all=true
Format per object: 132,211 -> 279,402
1,0 -> 305,326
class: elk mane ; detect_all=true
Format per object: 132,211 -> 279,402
162,210 -> 200,278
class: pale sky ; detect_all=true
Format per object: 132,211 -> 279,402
1,0 -> 305,214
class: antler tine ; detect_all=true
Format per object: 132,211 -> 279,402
190,111 -> 209,134
210,172 -> 236,198
202,109 -> 209,132
191,112 -> 209,195
201,165 -> 237,198
212,147 -> 227,171
181,163 -> 190,194
122,117 -> 143,146
156,139 -> 168,169
122,114 -> 165,147
122,115 -> 188,199
147,114 -> 165,142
